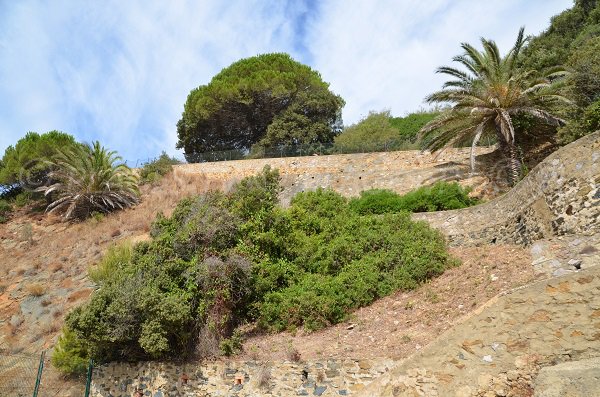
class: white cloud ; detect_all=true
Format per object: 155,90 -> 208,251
307,0 -> 572,124
0,0 -> 573,161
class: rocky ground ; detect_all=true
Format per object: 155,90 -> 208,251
356,233 -> 600,397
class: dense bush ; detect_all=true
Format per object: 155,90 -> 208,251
139,152 -> 181,184
51,328 -> 90,375
349,182 -> 479,215
58,167 -> 454,368
333,110 -> 439,153
0,199 -> 12,223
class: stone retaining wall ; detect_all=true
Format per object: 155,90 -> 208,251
91,358 -> 396,397
413,131 -> 600,246
175,147 -> 493,205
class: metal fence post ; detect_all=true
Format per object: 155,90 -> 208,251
32,351 -> 45,397
84,359 -> 93,397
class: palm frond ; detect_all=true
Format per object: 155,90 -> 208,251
37,141 -> 140,220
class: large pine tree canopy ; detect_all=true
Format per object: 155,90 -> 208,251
176,53 -> 345,162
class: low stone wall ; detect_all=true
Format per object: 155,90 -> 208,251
413,132 -> 600,246
91,358 -> 396,397
175,147 -> 493,205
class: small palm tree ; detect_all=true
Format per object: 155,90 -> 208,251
38,142 -> 139,220
420,28 -> 570,185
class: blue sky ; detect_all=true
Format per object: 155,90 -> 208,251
0,0 -> 572,164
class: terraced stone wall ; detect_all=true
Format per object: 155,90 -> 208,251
413,132 -> 600,246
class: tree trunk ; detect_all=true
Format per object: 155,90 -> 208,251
505,143 -> 522,186
495,126 -> 522,186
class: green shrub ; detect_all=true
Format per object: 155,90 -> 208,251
0,199 -> 11,223
229,165 -> 281,220
348,189 -> 405,215
61,168 -> 454,368
14,191 -> 32,208
88,242 -> 133,284
51,328 -> 90,375
349,182 -> 479,215
398,182 -> 479,212
139,152 -> 181,184
219,329 -> 244,356
333,110 -> 439,153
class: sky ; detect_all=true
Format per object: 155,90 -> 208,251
0,0 -> 572,164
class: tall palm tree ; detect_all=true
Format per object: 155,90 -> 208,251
38,142 -> 139,220
420,28 -> 570,185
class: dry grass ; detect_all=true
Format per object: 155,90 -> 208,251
285,343 -> 301,362
25,283 -> 46,297
256,364 -> 272,390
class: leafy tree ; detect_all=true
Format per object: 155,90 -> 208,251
519,1 -> 600,143
334,110 -> 439,152
139,151 -> 182,185
420,28 -> 569,185
37,142 -> 139,220
334,110 -> 403,152
389,111 -> 440,146
0,131 -> 77,191
558,37 -> 600,142
176,53 -> 344,161
520,0 -> 600,72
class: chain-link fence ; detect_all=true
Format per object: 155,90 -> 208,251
0,351 -> 92,397
0,351 -> 38,396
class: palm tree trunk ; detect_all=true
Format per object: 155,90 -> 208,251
505,144 -> 522,186
495,127 -> 522,186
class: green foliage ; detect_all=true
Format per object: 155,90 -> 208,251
13,191 -> 32,208
61,168 -> 454,367
559,99 -> 600,142
0,199 -> 11,223
334,111 -> 404,152
88,242 -> 133,284
392,182 -> 479,213
139,152 -> 181,185
38,141 -> 140,220
176,53 -> 344,161
219,329 -> 244,356
566,36 -> 600,108
349,183 -> 479,215
333,110 -> 439,153
520,0 -> 600,72
520,1 -> 600,144
389,111 -> 440,146
228,165 -> 281,220
51,328 -> 90,375
0,131 -> 77,186
421,27 -> 569,185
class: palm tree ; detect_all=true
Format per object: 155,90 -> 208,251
420,28 -> 570,185
38,141 -> 139,220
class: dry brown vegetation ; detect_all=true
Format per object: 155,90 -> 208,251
0,169 -> 226,354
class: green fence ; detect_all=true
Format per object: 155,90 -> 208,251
0,351 -> 92,397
